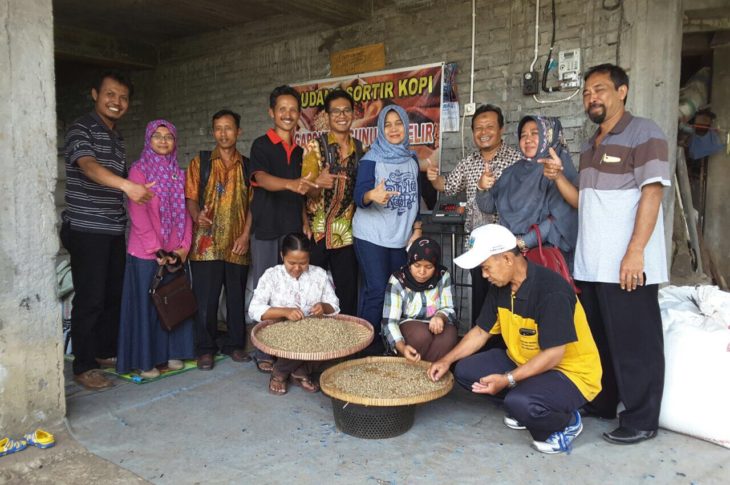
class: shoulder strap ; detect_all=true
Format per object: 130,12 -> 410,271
198,151 -> 212,208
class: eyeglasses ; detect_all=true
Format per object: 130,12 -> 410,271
329,108 -> 353,116
151,134 -> 175,142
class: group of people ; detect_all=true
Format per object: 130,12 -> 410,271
62,62 -> 670,455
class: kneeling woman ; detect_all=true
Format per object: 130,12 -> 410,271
382,237 -> 458,362
248,233 -> 340,395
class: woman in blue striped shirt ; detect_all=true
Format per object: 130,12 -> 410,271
381,237 -> 458,362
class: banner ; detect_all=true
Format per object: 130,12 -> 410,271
292,63 -> 444,165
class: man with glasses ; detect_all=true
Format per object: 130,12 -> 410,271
426,104 -> 520,324
301,89 -> 364,315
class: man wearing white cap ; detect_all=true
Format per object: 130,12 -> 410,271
428,224 -> 602,454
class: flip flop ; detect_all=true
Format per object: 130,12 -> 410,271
268,375 -> 288,395
0,437 -> 27,457
253,355 -> 274,374
24,429 -> 55,449
289,374 -> 320,393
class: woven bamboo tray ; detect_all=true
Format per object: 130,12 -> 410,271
250,314 -> 373,361
319,356 -> 454,406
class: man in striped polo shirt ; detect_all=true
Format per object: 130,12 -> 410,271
574,64 -> 670,444
60,71 -> 154,390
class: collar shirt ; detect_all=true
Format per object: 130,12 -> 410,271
574,112 -> 670,284
443,143 -> 521,244
248,264 -> 341,322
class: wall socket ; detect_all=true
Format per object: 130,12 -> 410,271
464,102 -> 476,116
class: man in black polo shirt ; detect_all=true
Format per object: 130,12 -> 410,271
61,71 -> 154,390
428,224 -> 602,454
248,85 -> 316,371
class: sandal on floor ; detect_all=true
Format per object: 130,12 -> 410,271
268,375 -> 288,395
23,429 -> 55,449
0,437 -> 27,457
289,374 -> 320,393
253,356 -> 274,374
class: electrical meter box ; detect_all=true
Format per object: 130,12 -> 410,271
558,49 -> 581,89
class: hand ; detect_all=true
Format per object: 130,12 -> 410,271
428,360 -> 450,382
402,344 -> 421,362
302,221 -> 313,239
471,374 -> 508,395
619,247 -> 645,291
315,164 -> 348,189
310,303 -> 325,317
539,147 -> 564,181
231,233 -> 250,255
477,162 -> 495,190
366,179 -> 400,205
285,308 -> 305,321
287,176 -> 318,195
124,181 -> 156,204
426,159 -> 439,182
197,205 -> 213,228
406,228 -> 422,250
304,139 -> 321,159
429,314 -> 444,335
172,248 -> 188,263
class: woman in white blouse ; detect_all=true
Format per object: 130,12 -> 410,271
249,233 -> 340,395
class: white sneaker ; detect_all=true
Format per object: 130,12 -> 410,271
139,367 -> 161,379
167,359 -> 185,371
503,415 -> 527,430
532,411 -> 583,454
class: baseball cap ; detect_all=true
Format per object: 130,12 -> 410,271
453,224 -> 517,269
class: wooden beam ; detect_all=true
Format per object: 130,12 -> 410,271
54,26 -> 157,69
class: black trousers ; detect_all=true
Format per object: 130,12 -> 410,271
190,260 -> 248,356
309,238 -> 358,316
61,224 -> 125,375
454,349 -> 586,441
577,281 -> 664,430
470,266 -> 489,326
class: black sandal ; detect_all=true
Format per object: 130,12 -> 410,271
268,375 -> 288,395
253,355 -> 274,374
289,374 -> 320,393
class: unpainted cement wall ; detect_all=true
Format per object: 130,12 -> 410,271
0,0 -> 65,434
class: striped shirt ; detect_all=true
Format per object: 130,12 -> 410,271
574,112 -> 670,284
63,112 -> 127,234
381,271 -> 456,350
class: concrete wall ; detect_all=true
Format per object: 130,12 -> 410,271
80,0 -> 626,169
705,35 -> 730,282
0,0 -> 65,433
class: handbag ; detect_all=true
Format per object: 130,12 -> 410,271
524,224 -> 580,293
149,255 -> 197,331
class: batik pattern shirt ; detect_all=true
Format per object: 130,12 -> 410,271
248,264 -> 340,322
381,271 -> 456,350
302,133 -> 360,249
185,148 -> 251,265
443,144 -> 521,240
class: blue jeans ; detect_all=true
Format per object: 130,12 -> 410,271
353,238 -> 406,346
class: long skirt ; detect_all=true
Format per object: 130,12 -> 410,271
117,255 -> 194,373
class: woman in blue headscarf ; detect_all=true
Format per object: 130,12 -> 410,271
475,115 -> 579,269
353,105 -> 422,354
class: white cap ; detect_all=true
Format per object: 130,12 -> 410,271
454,224 -> 517,269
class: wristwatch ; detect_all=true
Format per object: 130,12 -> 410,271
505,372 -> 517,388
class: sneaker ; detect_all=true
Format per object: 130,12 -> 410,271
167,359 -> 185,371
503,415 -> 527,430
140,367 -> 160,379
73,369 -> 114,390
532,411 -> 583,454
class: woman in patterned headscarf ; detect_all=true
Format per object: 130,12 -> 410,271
476,116 -> 579,270
381,237 -> 457,362
116,119 -> 194,379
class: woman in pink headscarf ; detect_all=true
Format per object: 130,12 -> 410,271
116,119 -> 194,379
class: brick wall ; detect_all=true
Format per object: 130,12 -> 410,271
54,0 -> 624,171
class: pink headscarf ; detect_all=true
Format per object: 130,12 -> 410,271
132,119 -> 186,246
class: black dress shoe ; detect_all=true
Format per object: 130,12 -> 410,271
196,353 -> 214,370
603,426 -> 657,444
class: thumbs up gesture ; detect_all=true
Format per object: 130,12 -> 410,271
477,161 -> 496,190
366,179 -> 400,205
426,159 -> 439,182
539,147 -> 564,181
